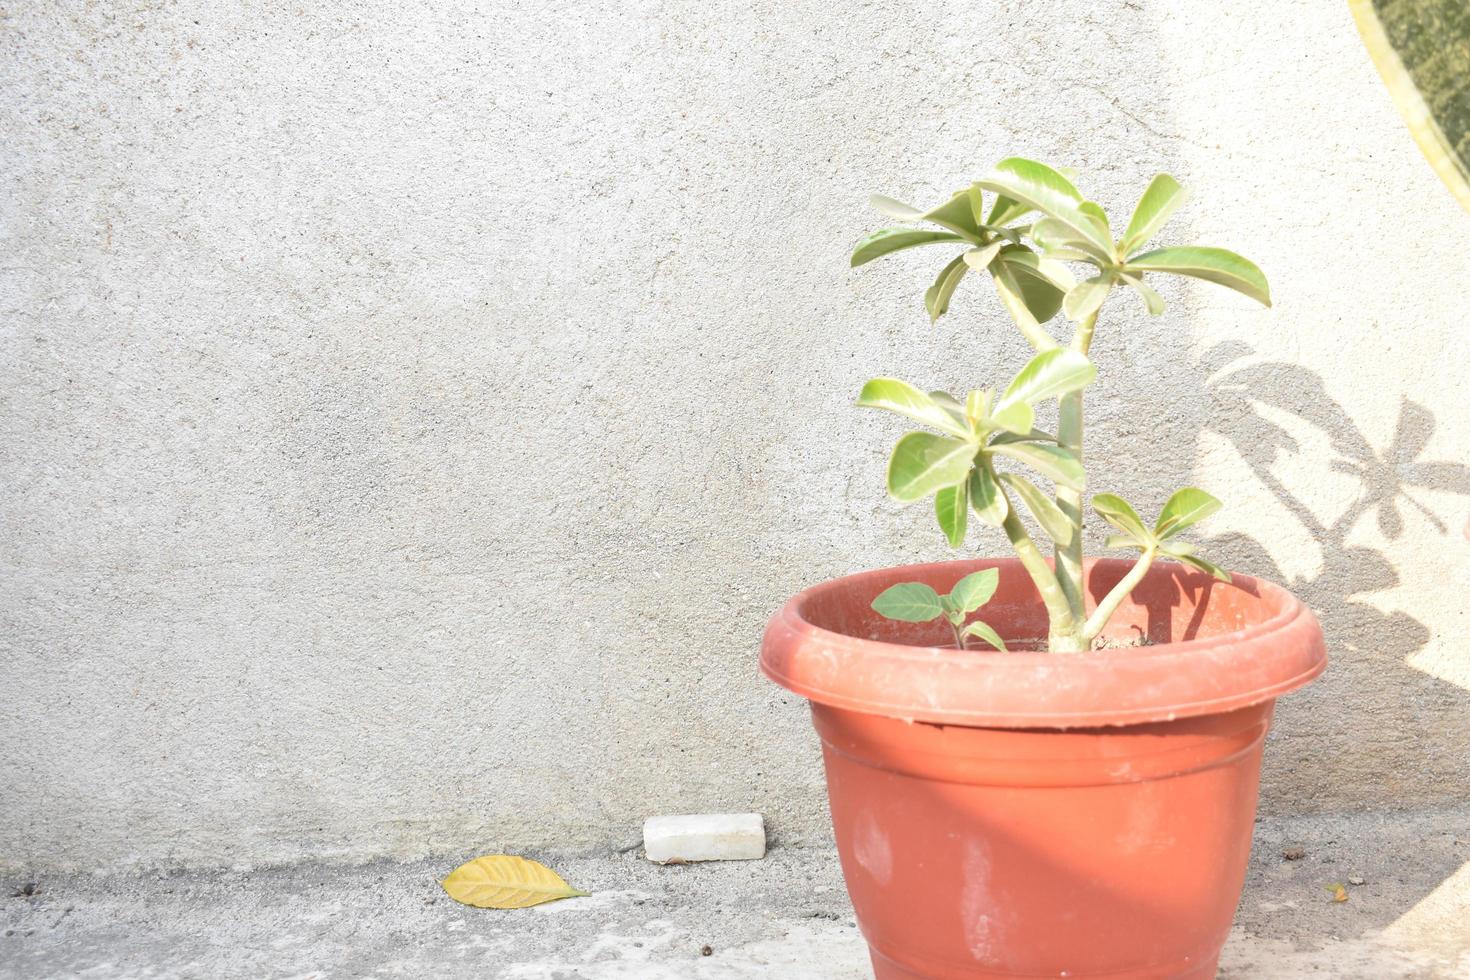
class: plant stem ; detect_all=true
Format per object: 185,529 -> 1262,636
1052,309 -> 1099,647
1013,314 -> 1061,353
1074,306 -> 1098,353
1001,504 -> 1077,643
1082,548 -> 1156,644
950,620 -> 967,651
1054,391 -> 1086,623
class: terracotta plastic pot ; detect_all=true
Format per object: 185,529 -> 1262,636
762,558 -> 1325,980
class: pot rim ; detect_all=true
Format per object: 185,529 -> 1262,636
760,557 -> 1326,728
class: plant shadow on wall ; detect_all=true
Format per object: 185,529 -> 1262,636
1044,339 -> 1470,936
1191,339 -> 1470,918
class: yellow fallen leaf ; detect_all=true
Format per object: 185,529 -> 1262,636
1325,882 -> 1349,903
440,855 -> 590,909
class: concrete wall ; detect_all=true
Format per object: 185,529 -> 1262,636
3,0 -> 1468,871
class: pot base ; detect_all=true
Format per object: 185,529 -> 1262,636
869,946 -> 1221,980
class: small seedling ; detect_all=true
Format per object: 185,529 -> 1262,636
871,568 -> 1007,650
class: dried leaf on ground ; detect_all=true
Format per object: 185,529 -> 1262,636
440,855 -> 589,909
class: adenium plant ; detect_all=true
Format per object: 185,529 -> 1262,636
857,158 -> 1269,653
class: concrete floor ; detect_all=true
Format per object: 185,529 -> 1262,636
3,807 -> 1467,979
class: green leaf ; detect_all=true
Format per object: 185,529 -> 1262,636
985,191 -> 1031,226
1063,274 -> 1113,322
1170,552 -> 1232,583
990,442 -> 1084,490
949,568 -> 999,613
1122,174 -> 1187,255
920,190 -> 985,239
928,390 -> 969,430
988,400 -> 1035,437
935,478 -> 970,547
1092,493 -> 1153,543
965,389 -> 992,427
977,158 -> 1114,256
1154,488 -> 1223,539
857,378 -> 973,438
991,261 -> 1058,349
995,246 -> 1077,292
990,423 -> 1058,444
969,464 -> 1008,526
1041,247 -> 1098,263
994,248 -> 1069,323
988,426 -> 1057,445
997,348 -> 1098,412
966,185 -> 987,226
924,254 -> 969,323
1105,534 -> 1145,551
1030,218 -> 1110,261
851,228 -> 966,268
869,194 -> 924,220
887,432 -> 979,503
961,620 -> 1008,651
1119,273 -> 1165,315
1158,539 -> 1195,557
1078,200 -> 1111,238
871,582 -> 944,622
999,472 -> 1075,544
1124,246 -> 1271,307
962,241 -> 1004,271
992,224 -> 1027,245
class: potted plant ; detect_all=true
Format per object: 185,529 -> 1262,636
761,159 -> 1326,979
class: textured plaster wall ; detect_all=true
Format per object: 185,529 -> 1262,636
2,0 -> 1468,871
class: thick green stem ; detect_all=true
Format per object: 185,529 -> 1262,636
1051,309 -> 1098,648
1001,505 -> 1077,643
1054,391 -> 1086,624
1082,548 -> 1155,644
1074,307 -> 1098,353
1013,313 -> 1061,354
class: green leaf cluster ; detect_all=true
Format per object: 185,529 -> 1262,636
850,185 -> 1074,344
1094,489 -> 1232,582
857,347 -> 1095,548
976,160 -> 1270,322
870,569 -> 1007,651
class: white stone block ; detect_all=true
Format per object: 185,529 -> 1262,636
643,813 -> 766,863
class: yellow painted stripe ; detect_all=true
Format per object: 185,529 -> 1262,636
1349,0 -> 1470,214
